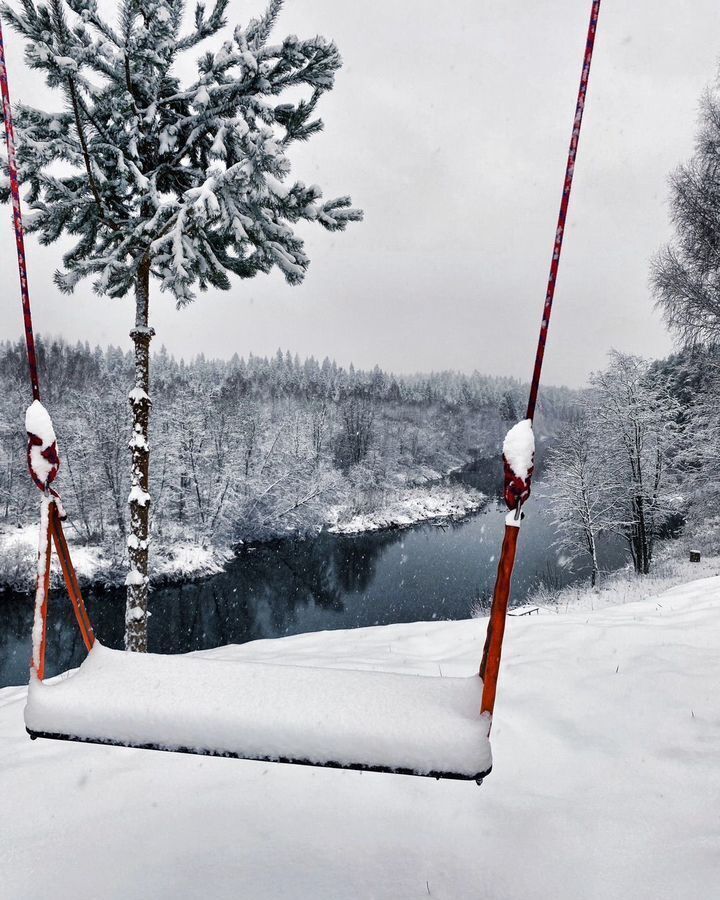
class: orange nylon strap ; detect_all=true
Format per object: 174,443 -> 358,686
49,502 -> 95,654
479,523 -> 519,715
35,516 -> 53,681
479,0 -> 602,720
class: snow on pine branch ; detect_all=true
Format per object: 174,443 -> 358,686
0,0 -> 362,303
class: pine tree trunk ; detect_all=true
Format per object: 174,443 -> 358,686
126,257 -> 154,652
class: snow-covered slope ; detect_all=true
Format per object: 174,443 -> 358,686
2,577 -> 719,899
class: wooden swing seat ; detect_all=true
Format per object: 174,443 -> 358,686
25,642 -> 493,782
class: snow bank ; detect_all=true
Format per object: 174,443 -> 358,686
329,484 -> 484,535
150,542 -> 233,582
0,523 -> 111,590
3,577 -> 720,897
25,643 -> 491,778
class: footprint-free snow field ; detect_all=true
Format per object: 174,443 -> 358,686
2,576 -> 719,899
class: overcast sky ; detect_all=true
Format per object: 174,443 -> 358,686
1,0 -> 719,386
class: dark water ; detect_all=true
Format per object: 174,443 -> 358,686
0,494 -> 625,687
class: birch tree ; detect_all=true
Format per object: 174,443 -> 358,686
591,353 -> 680,575
542,415 -> 619,587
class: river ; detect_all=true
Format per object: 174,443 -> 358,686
0,492 -> 625,687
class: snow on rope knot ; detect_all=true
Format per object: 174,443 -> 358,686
502,419 -> 535,511
25,400 -> 60,494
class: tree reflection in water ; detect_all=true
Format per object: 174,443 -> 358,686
0,529 -> 404,687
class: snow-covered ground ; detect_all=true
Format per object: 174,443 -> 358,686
2,575 -> 719,898
149,540 -> 233,582
529,549 -> 720,613
0,522 -> 112,588
328,483 -> 485,534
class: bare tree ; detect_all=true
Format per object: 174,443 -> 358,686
310,400 -> 330,465
543,415 -> 621,586
653,87 -> 720,344
337,396 -> 375,470
80,388 -> 129,538
591,353 -> 680,574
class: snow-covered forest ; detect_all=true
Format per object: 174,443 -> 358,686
4,0 -> 720,896
0,337 -> 579,589
538,80 -> 720,590
2,334 -> 716,597
537,345 -> 720,590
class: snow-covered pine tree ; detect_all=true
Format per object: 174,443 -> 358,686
1,0 -> 362,650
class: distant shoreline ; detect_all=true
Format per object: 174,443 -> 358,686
0,481 -> 486,593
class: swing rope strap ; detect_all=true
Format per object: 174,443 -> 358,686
0,19 -> 63,496
525,1 -> 601,425
483,0 -> 601,718
0,16 -> 95,678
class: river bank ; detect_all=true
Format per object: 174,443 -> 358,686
0,481 -> 485,593
1,493 -> 629,688
327,483 -> 485,534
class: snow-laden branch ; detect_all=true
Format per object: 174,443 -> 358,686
1,0 -> 361,304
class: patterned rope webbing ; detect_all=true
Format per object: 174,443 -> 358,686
525,0 -> 601,423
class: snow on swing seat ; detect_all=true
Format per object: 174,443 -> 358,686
24,642 -> 492,781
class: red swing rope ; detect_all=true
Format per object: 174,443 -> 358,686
0,17 -> 95,678
526,0 -> 601,423
0,18 -> 40,402
480,0 -> 601,717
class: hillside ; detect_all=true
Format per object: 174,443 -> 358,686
1,571 -> 717,898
